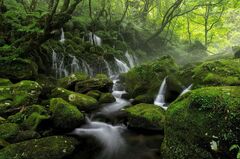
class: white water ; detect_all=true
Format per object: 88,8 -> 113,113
125,51 -> 135,68
180,84 -> 193,96
60,28 -> 65,43
154,77 -> 168,110
69,54 -> 81,73
89,32 -> 102,46
103,59 -> 114,77
52,49 -> 69,78
81,59 -> 94,76
114,58 -> 130,73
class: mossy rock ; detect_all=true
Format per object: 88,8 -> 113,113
0,57 -> 38,81
51,88 -> 98,111
86,90 -> 102,99
132,95 -> 154,105
192,59 -> 240,87
74,74 -> 113,93
36,75 -> 57,98
121,55 -> 180,100
57,73 -> 89,90
162,86 -> 240,159
0,81 -> 42,116
0,136 -> 79,159
0,123 -> 20,141
0,78 -> 12,86
14,130 -> 41,142
99,93 -> 116,104
50,98 -> 85,130
124,103 -> 165,131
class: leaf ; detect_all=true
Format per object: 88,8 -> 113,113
230,144 -> 239,151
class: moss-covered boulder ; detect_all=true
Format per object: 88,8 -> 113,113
132,95 -> 154,105
124,104 -> 165,131
0,123 -> 20,141
74,74 -> 113,93
14,130 -> 41,142
99,93 -> 115,104
50,98 -> 84,130
86,90 -> 102,99
0,78 -> 12,86
51,88 -> 98,111
121,55 -> 181,102
162,86 -> 240,159
57,73 -> 89,90
0,57 -> 38,81
192,59 -> 240,87
0,136 -> 79,159
36,75 -> 57,98
0,81 -> 42,116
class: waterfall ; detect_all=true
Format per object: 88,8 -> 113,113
114,58 -> 130,73
125,51 -> 135,68
52,49 -> 69,78
89,32 -> 102,46
180,84 -> 193,96
81,59 -> 93,76
69,54 -> 80,73
104,59 -> 114,77
60,28 -> 65,43
71,119 -> 126,159
154,77 -> 168,110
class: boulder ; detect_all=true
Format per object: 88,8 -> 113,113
0,57 -> 38,81
0,78 -> 12,86
86,90 -> 102,99
124,103 -> 165,131
51,88 -> 98,111
74,74 -> 113,93
50,98 -> 85,130
192,59 -> 240,87
132,95 -> 154,105
162,86 -> 240,159
0,123 -> 20,141
99,93 -> 116,104
0,81 -> 42,116
57,73 -> 89,90
0,136 -> 79,159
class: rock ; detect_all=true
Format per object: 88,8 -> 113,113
14,130 -> 41,142
124,103 -> 165,131
121,55 -> 180,101
50,98 -> 85,130
0,78 -> 12,86
75,74 -> 113,93
51,88 -> 98,111
0,57 -> 38,81
0,81 -> 42,116
57,73 -> 89,90
86,90 -> 102,99
99,93 -> 116,104
0,139 -> 9,149
0,136 -> 79,159
0,123 -> 20,141
234,49 -> 240,58
192,59 -> 240,87
162,86 -> 240,159
36,75 -> 57,99
132,95 -> 154,105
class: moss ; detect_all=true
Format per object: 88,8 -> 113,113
133,94 -> 154,105
50,98 -> 84,130
0,136 -> 79,159
57,73 -> 89,89
86,90 -> 102,99
99,93 -> 116,104
124,103 -> 165,131
51,87 -> 98,111
0,78 -> 12,86
0,57 -> 38,81
0,123 -> 20,141
14,130 -> 41,142
193,59 -> 240,87
162,86 -> 240,159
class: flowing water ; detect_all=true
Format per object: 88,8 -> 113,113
125,51 -> 135,68
52,49 -> 69,78
89,32 -> 102,46
154,77 -> 168,110
180,84 -> 193,96
60,28 -> 65,43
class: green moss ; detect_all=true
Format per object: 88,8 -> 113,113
50,98 -> 84,130
0,136 -> 79,159
193,59 -> 240,87
86,90 -> 102,99
162,86 -> 240,159
0,123 -> 20,141
124,103 -> 165,130
57,73 -> 89,89
133,94 -> 154,105
99,93 -> 115,104
0,78 -> 12,86
51,87 -> 98,111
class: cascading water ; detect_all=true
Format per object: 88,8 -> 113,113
103,59 -> 114,77
114,57 -> 130,73
89,32 -> 102,46
180,84 -> 193,96
52,49 -> 69,78
60,28 -> 65,43
81,59 -> 94,76
154,77 -> 168,110
69,54 -> 80,73
125,51 -> 135,68
71,118 -> 126,159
